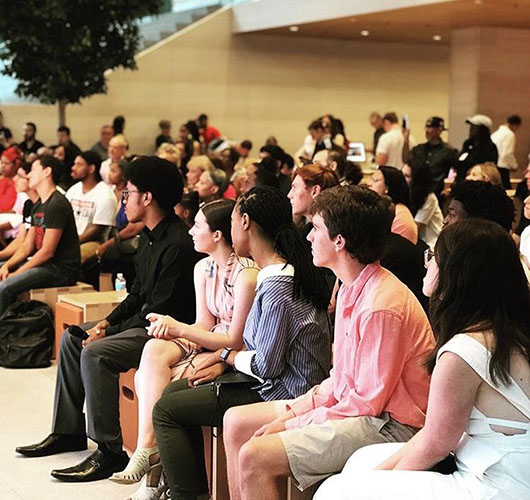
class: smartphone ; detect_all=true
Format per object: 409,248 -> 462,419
402,114 -> 410,130
67,325 -> 90,340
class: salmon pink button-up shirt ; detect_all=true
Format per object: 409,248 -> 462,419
285,263 -> 434,430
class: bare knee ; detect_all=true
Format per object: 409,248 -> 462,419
239,439 -> 269,479
223,406 -> 247,440
139,338 -> 173,371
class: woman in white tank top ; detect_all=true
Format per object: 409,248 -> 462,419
316,219 -> 530,500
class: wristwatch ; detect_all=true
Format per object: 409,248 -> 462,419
219,347 -> 233,363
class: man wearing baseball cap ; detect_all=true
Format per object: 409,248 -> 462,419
455,114 -> 498,183
403,116 -> 457,196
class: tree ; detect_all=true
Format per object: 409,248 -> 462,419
0,0 -> 164,125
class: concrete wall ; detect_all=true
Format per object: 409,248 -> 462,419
1,7 -> 450,157
450,27 -> 530,172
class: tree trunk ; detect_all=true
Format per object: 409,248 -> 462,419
58,99 -> 67,126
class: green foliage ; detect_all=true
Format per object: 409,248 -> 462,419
0,0 -> 164,104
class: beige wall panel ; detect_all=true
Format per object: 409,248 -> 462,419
2,8 -> 450,157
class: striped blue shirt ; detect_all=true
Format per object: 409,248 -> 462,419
240,268 -> 331,401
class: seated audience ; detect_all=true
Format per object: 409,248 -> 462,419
195,167 -> 228,204
185,155 -> 214,192
403,163 -> 443,249
259,144 -> 291,194
0,146 -> 22,212
308,119 -> 333,159
288,163 -> 339,237
197,113 -> 221,147
82,159 -> 144,290
316,219 -> 530,499
16,157 -> 199,483
100,134 -> 128,184
0,162 -> 38,261
174,191 -> 200,228
66,151 -> 117,263
280,152 -> 295,179
370,166 -> 418,244
235,140 -> 252,163
17,122 -> 44,159
241,159 -> 280,192
0,155 -> 80,315
156,120 -> 173,149
0,110 -> 13,154
423,180 -> 514,297
179,121 -> 202,162
90,124 -> 113,161
156,142 -> 181,169
465,162 -> 502,186
223,185 -> 434,500
111,200 -> 259,497
152,186 -> 331,500
57,125 -> 81,188
0,161 -> 31,245
113,115 -> 126,137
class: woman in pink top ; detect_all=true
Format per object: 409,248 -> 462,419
370,166 -> 418,244
111,199 -> 259,499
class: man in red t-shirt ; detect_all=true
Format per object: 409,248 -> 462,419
197,113 -> 221,146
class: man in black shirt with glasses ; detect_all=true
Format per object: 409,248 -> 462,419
16,156 -> 199,482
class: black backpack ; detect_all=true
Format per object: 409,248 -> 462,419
0,300 -> 54,368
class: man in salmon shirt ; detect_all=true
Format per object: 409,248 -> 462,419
223,185 -> 435,500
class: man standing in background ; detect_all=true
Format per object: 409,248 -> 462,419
491,114 -> 522,189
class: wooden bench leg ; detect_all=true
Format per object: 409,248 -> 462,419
119,368 -> 139,452
202,427 -> 230,500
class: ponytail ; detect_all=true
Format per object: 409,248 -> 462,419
238,187 -> 329,310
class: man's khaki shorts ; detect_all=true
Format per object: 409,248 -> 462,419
278,413 -> 418,491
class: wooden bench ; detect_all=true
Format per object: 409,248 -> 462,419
117,370 -> 318,499
19,282 -> 94,315
54,290 -> 127,359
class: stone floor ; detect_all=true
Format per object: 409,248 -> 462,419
0,363 -> 138,500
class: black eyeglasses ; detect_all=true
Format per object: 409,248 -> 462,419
121,190 -> 142,201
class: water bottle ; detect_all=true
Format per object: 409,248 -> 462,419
115,273 -> 127,300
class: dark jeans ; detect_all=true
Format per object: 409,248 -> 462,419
498,167 -> 512,190
0,264 -> 76,316
52,322 -> 150,449
153,378 -> 263,500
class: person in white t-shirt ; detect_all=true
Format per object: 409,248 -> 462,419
376,112 -> 416,170
490,114 -> 522,189
66,151 -> 117,262
100,135 -> 127,185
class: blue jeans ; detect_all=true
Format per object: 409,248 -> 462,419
0,264 -> 76,317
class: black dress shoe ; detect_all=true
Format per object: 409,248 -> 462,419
51,449 -> 129,482
16,433 -> 87,457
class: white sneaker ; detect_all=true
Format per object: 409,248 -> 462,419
124,463 -> 165,500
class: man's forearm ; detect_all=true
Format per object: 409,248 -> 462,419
79,224 -> 108,244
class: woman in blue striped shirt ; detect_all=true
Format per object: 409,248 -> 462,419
151,186 -> 331,500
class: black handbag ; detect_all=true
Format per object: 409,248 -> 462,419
0,300 -> 54,368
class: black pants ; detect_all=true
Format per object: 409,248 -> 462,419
498,167 -> 512,190
52,322 -> 150,449
153,378 -> 263,500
